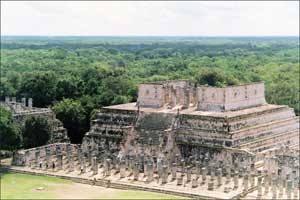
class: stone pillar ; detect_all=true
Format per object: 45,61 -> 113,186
264,171 -> 269,194
146,161 -> 154,182
171,162 -> 177,181
208,178 -> 214,191
177,174 -> 183,186
201,167 -> 207,185
162,165 -> 168,184
21,98 -> 26,107
82,156 -> 87,173
104,158 -> 111,177
186,165 -> 191,183
294,179 -> 299,199
56,154 -> 63,171
35,151 -> 40,169
217,168 -> 222,187
250,170 -> 255,188
5,96 -> 10,104
257,176 -> 263,199
286,180 -> 292,199
120,159 -> 126,179
192,177 -> 198,188
180,159 -> 185,174
195,161 -> 200,179
133,162 -> 139,181
233,171 -> 239,189
45,148 -> 51,170
243,174 -> 249,192
28,98 -> 33,108
68,155 -> 74,172
92,157 -> 98,175
271,178 -> 277,199
226,166 -> 231,184
12,97 -> 16,103
25,151 -> 30,167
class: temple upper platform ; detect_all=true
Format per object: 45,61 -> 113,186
136,80 -> 266,112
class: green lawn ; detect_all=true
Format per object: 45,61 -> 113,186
1,172 -> 186,199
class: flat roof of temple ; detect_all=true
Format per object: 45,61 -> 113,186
103,103 -> 288,118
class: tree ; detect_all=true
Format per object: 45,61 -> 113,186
19,71 -> 57,107
0,79 -> 16,100
52,99 -> 87,143
56,77 -> 83,101
195,68 -> 226,86
0,107 -> 21,150
22,116 -> 51,149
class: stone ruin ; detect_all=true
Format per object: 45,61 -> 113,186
10,81 -> 299,199
1,97 -> 69,143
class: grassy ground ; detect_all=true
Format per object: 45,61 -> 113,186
1,172 -> 185,199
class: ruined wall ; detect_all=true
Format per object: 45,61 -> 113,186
197,82 -> 266,111
138,84 -> 165,108
224,82 -> 266,111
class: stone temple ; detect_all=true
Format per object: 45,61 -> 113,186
8,80 -> 299,199
82,80 -> 299,157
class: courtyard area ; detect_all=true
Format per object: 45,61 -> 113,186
1,172 -> 184,199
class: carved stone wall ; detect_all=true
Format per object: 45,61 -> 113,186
197,82 -> 266,111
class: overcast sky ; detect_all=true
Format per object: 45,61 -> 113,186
1,1 -> 299,36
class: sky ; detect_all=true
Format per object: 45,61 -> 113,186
1,1 -> 299,36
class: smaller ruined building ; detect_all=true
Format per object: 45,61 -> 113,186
1,97 -> 69,143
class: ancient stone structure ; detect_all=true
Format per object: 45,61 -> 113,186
10,80 -> 299,199
82,80 -> 299,161
1,97 -> 69,143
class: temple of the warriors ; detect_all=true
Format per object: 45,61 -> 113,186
82,80 -> 299,157
8,80 -> 299,199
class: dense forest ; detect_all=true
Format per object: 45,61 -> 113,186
1,36 -> 299,147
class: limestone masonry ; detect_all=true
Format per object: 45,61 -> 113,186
1,97 -> 70,143
9,80 -> 299,199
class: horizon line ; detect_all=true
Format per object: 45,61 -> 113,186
1,35 -> 299,37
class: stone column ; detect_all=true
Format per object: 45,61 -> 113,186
226,166 -> 231,184
286,180 -> 292,199
146,161 -> 154,182
133,162 -> 139,181
201,167 -> 207,185
217,168 -> 222,187
21,98 -> 26,107
208,177 -> 214,191
171,162 -> 177,181
177,174 -> 183,186
25,151 -> 30,167
264,170 -> 269,194
45,148 -> 51,170
68,154 -> 74,172
192,177 -> 198,188
186,165 -> 192,183
92,157 -> 98,175
120,159 -> 126,179
5,96 -> 10,104
104,158 -> 111,177
35,151 -> 40,169
195,160 -> 200,179
56,154 -> 63,171
243,174 -> 249,192
257,176 -> 263,199
28,98 -> 33,108
162,165 -> 168,184
80,156 -> 86,174
271,178 -> 277,199
233,171 -> 239,190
